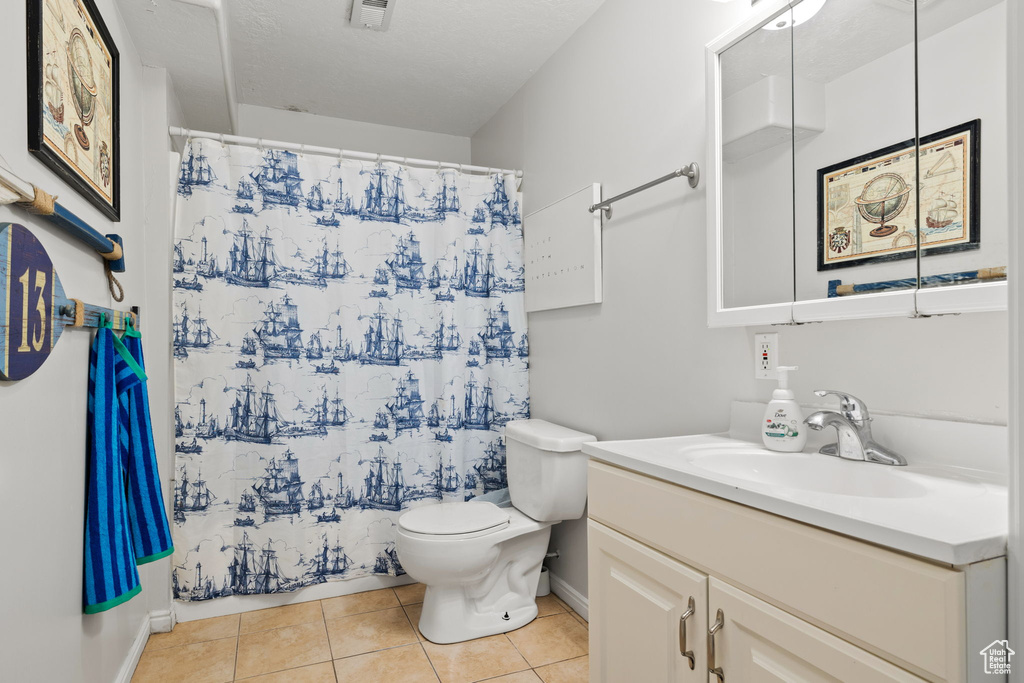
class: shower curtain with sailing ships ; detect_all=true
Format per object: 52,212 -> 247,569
171,139 -> 527,601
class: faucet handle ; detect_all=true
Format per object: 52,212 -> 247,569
813,390 -> 870,424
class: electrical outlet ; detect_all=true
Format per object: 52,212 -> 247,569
755,333 -> 778,379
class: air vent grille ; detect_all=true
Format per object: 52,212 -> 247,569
352,0 -> 396,31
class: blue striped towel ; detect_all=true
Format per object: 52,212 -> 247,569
84,322 -> 172,614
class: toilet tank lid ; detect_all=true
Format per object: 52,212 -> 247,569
504,419 -> 596,452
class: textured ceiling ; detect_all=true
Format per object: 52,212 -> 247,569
117,0 -> 231,132
722,0 -> 1003,98
117,0 -> 607,136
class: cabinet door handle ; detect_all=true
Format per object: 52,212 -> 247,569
708,608 -> 725,682
678,596 -> 695,669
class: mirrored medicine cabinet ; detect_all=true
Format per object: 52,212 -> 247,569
705,0 -> 1008,327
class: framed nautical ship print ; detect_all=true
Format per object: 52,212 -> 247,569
816,119 -> 979,271
27,0 -> 120,221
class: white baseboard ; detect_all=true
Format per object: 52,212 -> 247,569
114,613 -> 151,683
549,572 -> 588,621
149,608 -> 175,633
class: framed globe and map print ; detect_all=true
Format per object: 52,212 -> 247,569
816,119 -> 979,271
27,0 -> 120,221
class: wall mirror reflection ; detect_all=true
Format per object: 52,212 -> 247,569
916,0 -> 1007,292
707,0 -> 1009,326
792,0 -> 917,305
719,7 -> 794,310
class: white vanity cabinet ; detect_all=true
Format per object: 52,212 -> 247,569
707,578 -> 922,682
587,461 -> 1006,683
589,522 -> 708,681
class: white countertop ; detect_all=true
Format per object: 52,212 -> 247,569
583,431 -> 1008,566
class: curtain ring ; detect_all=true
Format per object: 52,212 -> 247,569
376,153 -> 382,165
458,163 -> 464,174
257,138 -> 264,151
338,148 -> 345,164
402,157 -> 408,167
299,143 -> 306,157
219,133 -> 225,145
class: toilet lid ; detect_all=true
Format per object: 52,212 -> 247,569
399,501 -> 510,536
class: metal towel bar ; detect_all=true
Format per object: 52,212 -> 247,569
589,163 -> 700,219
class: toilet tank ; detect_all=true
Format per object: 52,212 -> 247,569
504,419 -> 596,523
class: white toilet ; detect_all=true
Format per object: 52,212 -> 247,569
395,419 -> 594,644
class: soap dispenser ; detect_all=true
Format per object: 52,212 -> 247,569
762,366 -> 807,452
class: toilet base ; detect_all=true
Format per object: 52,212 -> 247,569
419,585 -> 540,643
415,525 -> 552,644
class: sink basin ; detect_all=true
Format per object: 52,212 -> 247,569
684,449 -> 930,499
582,425 -> 1008,565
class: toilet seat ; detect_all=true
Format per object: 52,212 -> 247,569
399,501 -> 510,538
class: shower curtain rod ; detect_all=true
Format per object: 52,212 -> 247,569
168,127 -> 524,178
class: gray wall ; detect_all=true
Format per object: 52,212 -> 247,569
471,0 -> 1009,600
1006,0 -> 1023,661
0,2 -> 179,680
238,104 -> 472,164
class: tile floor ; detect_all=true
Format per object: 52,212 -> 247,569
133,584 -> 589,683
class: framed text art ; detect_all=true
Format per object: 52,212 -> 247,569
27,0 -> 120,221
817,119 -> 980,271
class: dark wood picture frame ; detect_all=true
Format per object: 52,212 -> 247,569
816,119 -> 980,271
27,0 -> 120,221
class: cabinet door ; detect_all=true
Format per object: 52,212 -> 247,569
588,521 -> 707,683
708,578 -> 924,682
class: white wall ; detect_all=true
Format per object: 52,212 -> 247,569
472,0 -> 755,600
0,3 -> 177,681
472,0 -> 1009,601
140,66 -> 186,623
1006,0 -> 1022,668
237,104 -> 471,164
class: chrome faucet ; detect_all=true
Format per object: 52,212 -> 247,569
804,391 -> 906,466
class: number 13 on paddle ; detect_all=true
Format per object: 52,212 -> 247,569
1,223 -> 65,380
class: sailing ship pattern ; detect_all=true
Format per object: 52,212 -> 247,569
172,139 -> 527,601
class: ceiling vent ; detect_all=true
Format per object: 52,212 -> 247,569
352,0 -> 396,31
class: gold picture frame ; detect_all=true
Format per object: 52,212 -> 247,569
27,0 -> 120,220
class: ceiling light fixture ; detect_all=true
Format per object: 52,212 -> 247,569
761,0 -> 827,30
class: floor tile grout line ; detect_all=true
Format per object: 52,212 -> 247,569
233,611 -> 241,682
332,637 -> 423,662
322,602 -> 405,621
501,632 -> 535,671
399,602 -> 421,642
234,619 -> 333,680
418,641 -> 443,683
232,657 -> 336,682
173,593 -> 578,682
471,669 -> 541,683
